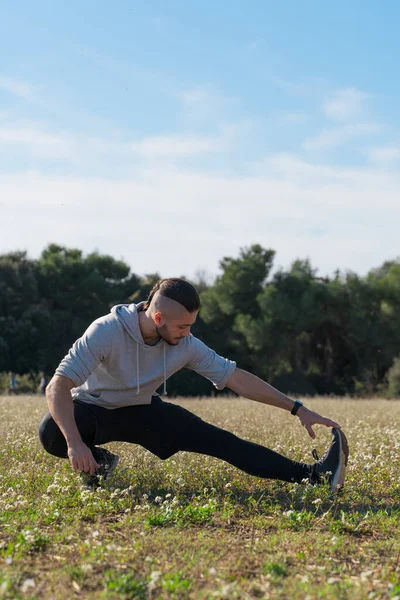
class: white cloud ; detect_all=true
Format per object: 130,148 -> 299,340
1,75 -> 398,278
130,133 -> 223,156
178,86 -> 238,123
0,76 -> 34,99
0,110 -> 11,121
0,122 -> 227,160
303,123 -> 380,150
180,87 -> 212,108
367,145 -> 400,164
271,76 -> 325,98
1,157 -> 399,279
323,87 -> 370,122
263,152 -> 398,196
0,125 -> 74,157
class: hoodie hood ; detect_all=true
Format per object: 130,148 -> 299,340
110,302 -> 148,346
110,302 -> 167,396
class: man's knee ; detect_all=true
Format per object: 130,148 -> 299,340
38,413 -> 68,458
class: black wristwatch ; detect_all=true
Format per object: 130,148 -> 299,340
291,399 -> 303,416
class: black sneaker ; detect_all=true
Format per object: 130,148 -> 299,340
310,428 -> 349,492
80,447 -> 119,488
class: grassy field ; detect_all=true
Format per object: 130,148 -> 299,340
0,395 -> 400,599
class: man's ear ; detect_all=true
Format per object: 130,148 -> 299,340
154,311 -> 163,326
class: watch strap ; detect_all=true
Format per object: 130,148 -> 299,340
291,400 -> 303,416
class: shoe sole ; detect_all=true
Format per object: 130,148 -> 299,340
330,429 -> 349,493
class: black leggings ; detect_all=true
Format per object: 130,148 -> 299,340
38,396 -> 311,484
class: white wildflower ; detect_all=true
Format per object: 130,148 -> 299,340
148,570 -> 162,592
20,578 -> 35,593
81,564 -> 93,574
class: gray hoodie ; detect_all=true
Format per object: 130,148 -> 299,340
55,302 -> 236,409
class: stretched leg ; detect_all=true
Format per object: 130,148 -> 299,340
179,414 -> 311,483
133,398 -> 311,484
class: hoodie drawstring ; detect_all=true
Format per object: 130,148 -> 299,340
136,342 -> 167,396
136,343 -> 140,395
163,344 -> 168,396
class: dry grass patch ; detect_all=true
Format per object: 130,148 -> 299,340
1,395 -> 400,599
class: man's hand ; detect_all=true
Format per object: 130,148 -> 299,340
297,406 -> 341,439
67,441 -> 100,474
225,368 -> 342,438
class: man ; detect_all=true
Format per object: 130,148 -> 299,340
39,278 -> 348,491
39,371 -> 48,395
8,371 -> 17,395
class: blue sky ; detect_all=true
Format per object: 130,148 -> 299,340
1,0 -> 399,280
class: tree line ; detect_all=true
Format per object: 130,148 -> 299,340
1,243 -> 400,397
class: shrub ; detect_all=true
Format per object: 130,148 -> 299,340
0,372 -> 39,395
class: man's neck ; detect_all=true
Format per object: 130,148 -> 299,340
138,309 -> 161,345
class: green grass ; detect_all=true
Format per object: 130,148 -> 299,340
1,395 -> 400,598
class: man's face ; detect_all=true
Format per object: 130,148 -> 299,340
155,310 -> 198,346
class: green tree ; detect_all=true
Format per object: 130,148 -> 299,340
2,243 -> 400,397
0,252 -> 51,373
0,251 -> 38,318
234,259 -> 337,394
34,244 -> 143,373
200,244 -> 275,370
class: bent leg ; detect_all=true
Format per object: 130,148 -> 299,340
38,401 -> 98,459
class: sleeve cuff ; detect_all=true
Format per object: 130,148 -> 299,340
54,366 -> 83,388
214,361 -> 237,390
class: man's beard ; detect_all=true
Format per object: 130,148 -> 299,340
155,325 -> 181,346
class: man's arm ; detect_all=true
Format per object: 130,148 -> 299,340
46,375 -> 100,474
226,368 -> 341,439
47,318 -> 113,473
